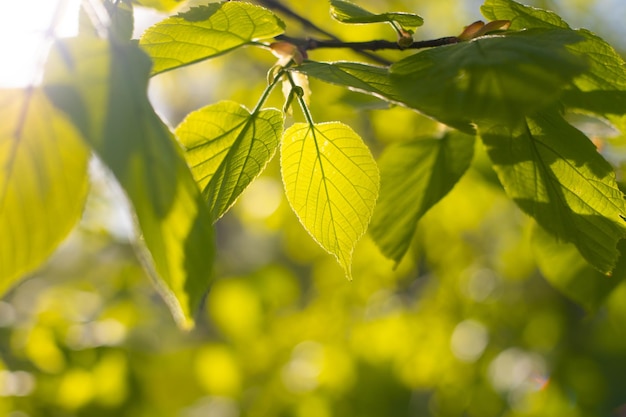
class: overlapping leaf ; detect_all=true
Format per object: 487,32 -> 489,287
175,101 -> 283,222
0,89 -> 89,294
298,28 -> 587,127
532,226 -> 626,311
281,122 -> 379,279
139,2 -> 285,75
482,0 -> 626,118
44,39 -> 215,328
370,131 -> 475,264
480,110 -> 626,274
330,0 -> 423,33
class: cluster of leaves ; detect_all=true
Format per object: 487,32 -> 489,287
1,0 -> 626,327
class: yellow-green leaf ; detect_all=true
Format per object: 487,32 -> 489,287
176,101 -> 283,222
139,2 -> 285,75
281,122 -> 379,279
330,0 -> 423,33
0,88 -> 89,293
44,39 -> 215,328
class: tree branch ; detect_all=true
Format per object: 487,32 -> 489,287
276,35 -> 460,53
256,0 -> 392,65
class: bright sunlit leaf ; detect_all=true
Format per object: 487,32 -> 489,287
0,88 -> 89,293
175,101 -> 283,222
281,122 -> 379,279
481,110 -> 626,274
139,2 -> 285,75
370,131 -> 475,265
330,0 -> 423,33
44,39 -> 215,328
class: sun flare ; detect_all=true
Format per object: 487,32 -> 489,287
0,0 -> 80,88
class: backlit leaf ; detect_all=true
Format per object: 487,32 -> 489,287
44,39 -> 215,328
330,0 -> 423,33
370,131 -> 475,264
0,89 -> 89,294
480,110 -> 626,274
533,226 -> 626,311
175,101 -> 283,222
281,122 -> 379,279
139,2 -> 285,75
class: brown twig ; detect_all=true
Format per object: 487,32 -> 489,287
256,0 -> 393,65
276,35 -> 460,52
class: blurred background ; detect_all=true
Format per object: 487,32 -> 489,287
1,0 -> 626,416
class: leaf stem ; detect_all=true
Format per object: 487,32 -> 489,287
251,64 -> 289,115
285,72 -> 315,127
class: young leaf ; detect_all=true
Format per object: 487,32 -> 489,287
532,225 -> 626,311
330,0 -> 423,33
0,88 -> 89,294
44,39 -> 215,328
480,110 -> 626,274
175,101 -> 283,222
370,131 -> 475,265
281,122 -> 379,279
139,2 -> 285,75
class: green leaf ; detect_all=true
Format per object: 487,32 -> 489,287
370,131 -> 475,264
389,28 -> 587,125
532,226 -> 626,311
298,29 -> 587,126
139,2 -> 285,75
330,0 -> 423,33
0,89 -> 89,294
44,39 -> 215,328
481,0 -> 569,30
175,101 -> 283,222
281,122 -> 379,279
482,0 -> 626,118
480,110 -> 626,274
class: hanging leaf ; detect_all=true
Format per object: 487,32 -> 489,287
0,88 -> 89,294
175,101 -> 283,222
139,2 -> 285,75
480,110 -> 626,274
281,122 -> 379,279
532,226 -> 626,311
44,39 -> 215,328
370,131 -> 475,265
330,0 -> 423,33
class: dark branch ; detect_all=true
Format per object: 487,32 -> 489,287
256,0 -> 392,65
257,0 -> 339,41
276,35 -> 460,52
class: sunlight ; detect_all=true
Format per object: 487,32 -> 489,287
0,0 -> 80,87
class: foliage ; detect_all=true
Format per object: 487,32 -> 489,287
1,0 -> 626,415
